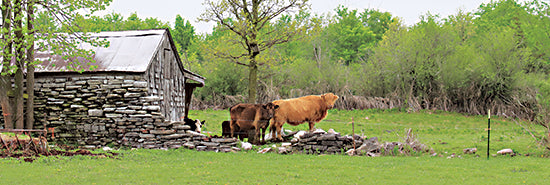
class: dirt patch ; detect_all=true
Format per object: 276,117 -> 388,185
0,133 -> 119,163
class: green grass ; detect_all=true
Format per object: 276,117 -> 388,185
1,149 -> 549,184
2,109 -> 549,184
192,109 -> 546,156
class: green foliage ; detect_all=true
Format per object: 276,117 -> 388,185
171,15 -> 195,56
476,0 -> 550,73
192,60 -> 247,102
72,12 -> 169,32
326,6 -> 376,64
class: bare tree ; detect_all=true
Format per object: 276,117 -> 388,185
200,0 -> 309,103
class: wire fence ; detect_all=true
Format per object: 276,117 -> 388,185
225,118 -> 534,132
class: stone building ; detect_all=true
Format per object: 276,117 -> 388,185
2,29 -> 205,147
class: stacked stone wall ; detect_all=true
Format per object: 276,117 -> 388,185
27,73 -> 156,146
290,131 -> 363,154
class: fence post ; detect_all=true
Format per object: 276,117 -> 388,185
352,117 -> 356,151
487,109 -> 491,159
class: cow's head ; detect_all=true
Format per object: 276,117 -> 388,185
262,102 -> 280,119
184,117 -> 205,133
194,119 -> 204,133
321,93 -> 339,109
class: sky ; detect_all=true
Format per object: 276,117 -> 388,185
94,0 -> 499,34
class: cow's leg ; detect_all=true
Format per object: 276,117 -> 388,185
230,119 -> 236,138
269,120 -> 277,141
308,121 -> 316,132
275,123 -> 284,141
261,127 -> 267,144
252,119 -> 261,145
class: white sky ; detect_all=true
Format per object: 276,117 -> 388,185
93,0 -> 505,34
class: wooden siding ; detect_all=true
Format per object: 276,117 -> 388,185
145,33 -> 186,121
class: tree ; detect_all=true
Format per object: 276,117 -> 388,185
326,6 -> 375,64
325,6 -> 396,65
74,12 -> 169,32
1,0 -> 14,128
360,8 -> 396,42
475,0 -> 550,73
200,0 -> 310,103
0,0 -> 112,129
172,15 -> 196,56
26,0 -> 35,129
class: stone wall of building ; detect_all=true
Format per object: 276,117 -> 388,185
27,73 -> 162,147
0,69 -> 193,149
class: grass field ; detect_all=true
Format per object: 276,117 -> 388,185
2,109 -> 549,184
192,109 -> 547,156
1,149 -> 549,184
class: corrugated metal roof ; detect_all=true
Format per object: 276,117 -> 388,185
1,29 -> 206,84
35,29 -> 166,73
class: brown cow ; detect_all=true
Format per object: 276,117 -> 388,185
270,93 -> 339,141
230,103 -> 279,144
221,121 -> 231,138
222,120 -> 249,140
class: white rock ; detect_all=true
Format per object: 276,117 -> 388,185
313,128 -> 326,134
186,130 -> 205,136
277,147 -> 289,154
366,152 -> 380,157
327,128 -> 339,135
257,147 -> 272,154
463,148 -> 477,154
102,146 -> 112,151
241,142 -> 253,150
497,148 -> 514,155
281,143 -> 292,147
346,149 -> 356,156
294,131 -> 306,139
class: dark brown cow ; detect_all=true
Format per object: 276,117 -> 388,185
222,120 -> 250,140
230,103 -> 279,144
221,121 -> 231,138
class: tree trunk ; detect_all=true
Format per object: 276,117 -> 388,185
0,77 -> 12,128
248,58 -> 258,104
26,0 -> 35,129
14,0 -> 24,129
14,70 -> 23,129
1,0 -> 14,129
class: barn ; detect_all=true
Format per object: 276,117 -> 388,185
2,29 -> 205,147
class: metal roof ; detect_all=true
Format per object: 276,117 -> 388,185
31,29 -> 204,84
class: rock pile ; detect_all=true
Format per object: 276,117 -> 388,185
182,136 -> 241,153
269,128 -> 431,156
290,129 -> 364,154
114,119 -> 240,152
